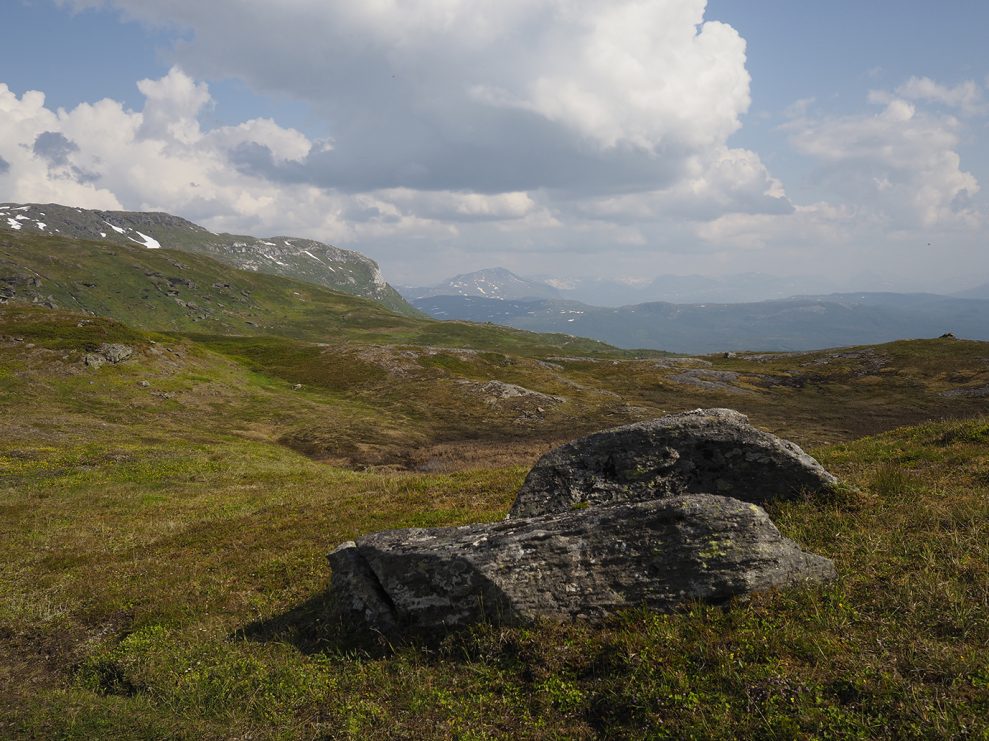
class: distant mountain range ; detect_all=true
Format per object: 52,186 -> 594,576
401,267 -> 562,302
7,208 -> 988,354
400,267 -> 872,306
0,202 -> 415,315
953,283 -> 989,300
412,287 -> 989,354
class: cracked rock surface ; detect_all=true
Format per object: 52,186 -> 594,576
328,494 -> 835,635
508,408 -> 836,519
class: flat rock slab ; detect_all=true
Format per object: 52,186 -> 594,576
329,493 -> 836,635
508,409 -> 836,519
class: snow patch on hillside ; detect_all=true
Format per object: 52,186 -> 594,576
128,231 -> 161,249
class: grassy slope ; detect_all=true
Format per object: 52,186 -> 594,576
0,202 -> 418,316
1,306 -> 988,737
0,231 -> 623,356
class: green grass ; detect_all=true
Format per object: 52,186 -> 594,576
1,420 -> 986,738
0,231 -> 630,357
2,305 -> 989,738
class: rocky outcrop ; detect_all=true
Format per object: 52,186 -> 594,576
508,409 -> 836,519
329,494 -> 836,635
327,409 -> 838,637
84,343 -> 134,368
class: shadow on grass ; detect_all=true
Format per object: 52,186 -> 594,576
233,590 -> 399,657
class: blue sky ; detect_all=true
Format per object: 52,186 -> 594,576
1,0 -> 987,289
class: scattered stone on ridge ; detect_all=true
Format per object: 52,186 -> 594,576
98,343 -> 133,364
508,408 -> 836,519
471,380 -> 564,405
83,353 -> 105,369
328,493 -> 836,635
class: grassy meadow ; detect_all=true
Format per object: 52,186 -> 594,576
1,292 -> 988,737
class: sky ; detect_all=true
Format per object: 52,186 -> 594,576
1,0 -> 988,291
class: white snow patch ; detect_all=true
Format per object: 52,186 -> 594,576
127,231 -> 161,249
100,232 -> 107,238
371,267 -> 388,290
15,215 -> 29,221
12,206 -> 30,211
6,218 -> 22,230
103,220 -> 126,235
259,241 -> 277,246
36,222 -> 47,231
302,249 -> 324,263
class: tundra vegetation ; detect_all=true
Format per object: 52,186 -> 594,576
1,232 -> 987,737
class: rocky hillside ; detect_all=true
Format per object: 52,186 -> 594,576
0,202 -> 414,315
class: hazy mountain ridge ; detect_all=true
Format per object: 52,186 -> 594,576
532,272 -> 854,306
0,202 -> 415,315
401,266 -> 892,307
412,292 -> 989,353
953,283 -> 989,300
401,267 -> 561,301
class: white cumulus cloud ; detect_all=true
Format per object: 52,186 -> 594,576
57,0 -> 756,196
785,93 -> 980,229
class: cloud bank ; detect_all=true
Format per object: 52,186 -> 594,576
0,0 -> 982,286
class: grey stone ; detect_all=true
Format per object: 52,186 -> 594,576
508,409 -> 836,519
98,343 -> 133,364
83,353 -> 105,369
480,380 -> 564,405
328,494 -> 835,634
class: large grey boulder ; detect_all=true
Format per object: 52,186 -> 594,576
508,409 -> 836,519
328,493 -> 836,635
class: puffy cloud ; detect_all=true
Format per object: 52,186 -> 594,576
578,147 -> 792,223
0,83 -> 122,209
696,203 -> 856,251
0,69 -> 528,252
135,67 -> 212,143
58,0 -> 753,195
785,94 -> 980,229
381,189 -> 546,223
892,77 -> 984,115
10,3 -> 989,288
